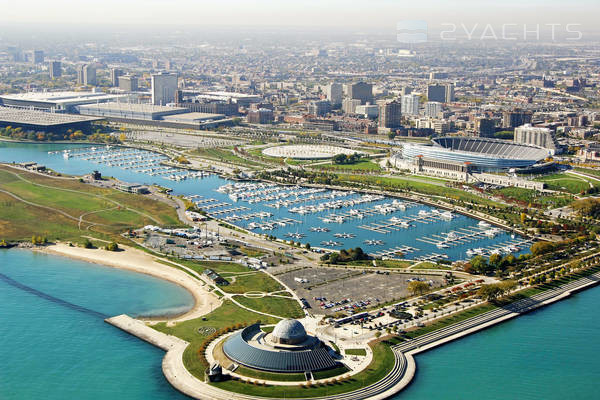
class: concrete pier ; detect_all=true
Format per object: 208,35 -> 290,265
105,314 -> 187,351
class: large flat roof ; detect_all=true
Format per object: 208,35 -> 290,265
0,91 -> 128,107
0,107 -> 102,126
77,102 -> 187,113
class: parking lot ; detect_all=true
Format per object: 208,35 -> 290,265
277,266 -> 447,315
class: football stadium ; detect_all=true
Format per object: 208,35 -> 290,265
398,137 -> 550,172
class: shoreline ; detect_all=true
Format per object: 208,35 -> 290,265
35,242 -> 220,323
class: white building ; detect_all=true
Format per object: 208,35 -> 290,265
355,103 -> 379,119
514,124 -> 559,155
326,82 -> 343,106
401,94 -> 420,116
425,101 -> 442,118
151,73 -> 178,106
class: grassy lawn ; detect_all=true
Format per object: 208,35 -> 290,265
170,258 -> 251,274
153,301 -> 279,380
312,365 -> 351,380
411,262 -> 451,270
234,295 -> 304,319
234,366 -> 306,382
320,160 -> 382,172
211,341 -> 395,398
0,166 -> 181,242
338,174 -> 502,207
191,148 -> 262,168
535,173 -> 599,194
574,167 -> 600,178
221,272 -> 284,294
344,348 -> 367,356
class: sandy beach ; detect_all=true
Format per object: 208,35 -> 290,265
38,242 -> 220,324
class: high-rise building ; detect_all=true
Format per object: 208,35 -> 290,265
502,110 -> 532,128
49,61 -> 61,79
118,75 -> 138,92
476,117 -> 496,137
326,83 -> 343,106
346,82 -> 373,104
425,102 -> 442,118
427,84 -> 454,102
401,94 -> 420,116
445,84 -> 455,102
401,87 -> 413,96
30,50 -> 44,64
342,98 -> 362,115
110,68 -> 123,87
427,84 -> 446,102
308,100 -> 331,117
514,124 -> 559,154
77,64 -> 96,86
379,100 -> 402,129
151,72 -> 178,105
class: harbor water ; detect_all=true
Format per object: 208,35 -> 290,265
0,142 -> 530,261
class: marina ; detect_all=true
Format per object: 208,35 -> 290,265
57,146 -> 212,181
8,143 -> 534,261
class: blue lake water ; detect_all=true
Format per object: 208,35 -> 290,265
0,142 -> 529,261
0,249 -> 193,400
394,286 -> 600,400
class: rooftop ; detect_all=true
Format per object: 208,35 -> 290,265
0,107 -> 102,126
0,91 -> 128,106
77,102 -> 187,114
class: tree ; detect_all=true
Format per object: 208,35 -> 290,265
105,242 -> 119,251
531,241 -> 555,256
305,243 -> 311,250
408,281 -> 430,296
478,284 -> 503,301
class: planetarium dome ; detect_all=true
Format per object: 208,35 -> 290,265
271,319 -> 307,345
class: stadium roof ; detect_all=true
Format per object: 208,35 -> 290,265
0,107 -> 102,127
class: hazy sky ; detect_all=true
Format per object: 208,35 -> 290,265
0,0 -> 598,30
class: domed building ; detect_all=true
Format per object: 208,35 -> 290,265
222,319 -> 339,373
271,319 -> 307,345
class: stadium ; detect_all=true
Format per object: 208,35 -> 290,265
398,137 -> 550,171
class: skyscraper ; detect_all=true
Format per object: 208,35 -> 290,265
346,82 -> 373,104
476,117 -> 495,137
326,83 -> 343,106
30,50 -> 44,64
401,94 -> 420,116
110,68 -> 123,87
427,84 -> 446,102
425,102 -> 442,118
379,100 -> 402,129
445,84 -> 455,102
308,100 -> 331,117
77,64 -> 96,86
49,61 -> 61,79
502,110 -> 532,128
151,73 -> 178,105
118,75 -> 138,92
